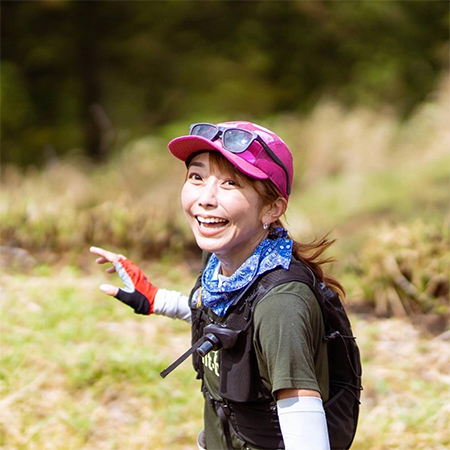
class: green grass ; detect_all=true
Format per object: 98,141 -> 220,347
1,266 -> 449,449
0,266 -> 203,450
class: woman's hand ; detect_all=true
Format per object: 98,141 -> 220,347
90,246 -> 158,315
90,246 -> 124,296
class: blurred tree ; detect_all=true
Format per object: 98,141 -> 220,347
1,0 -> 448,166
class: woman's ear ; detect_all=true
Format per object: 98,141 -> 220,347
262,197 -> 288,226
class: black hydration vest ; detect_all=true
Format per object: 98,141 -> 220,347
190,270 -> 286,449
163,260 -> 362,450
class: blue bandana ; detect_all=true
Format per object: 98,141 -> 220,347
200,227 -> 293,316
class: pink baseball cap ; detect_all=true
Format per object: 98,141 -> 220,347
167,121 -> 293,200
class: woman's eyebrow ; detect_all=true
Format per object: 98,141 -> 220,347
188,161 -> 205,169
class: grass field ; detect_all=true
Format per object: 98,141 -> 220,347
0,263 -> 203,450
1,75 -> 449,449
1,265 -> 449,450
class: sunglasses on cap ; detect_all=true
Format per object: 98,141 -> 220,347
189,123 -> 291,195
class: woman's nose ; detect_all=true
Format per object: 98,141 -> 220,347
198,180 -> 218,208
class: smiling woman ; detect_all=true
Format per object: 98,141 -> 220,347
181,152 -> 286,276
90,121 -> 350,450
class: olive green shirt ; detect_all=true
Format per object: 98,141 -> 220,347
202,281 -> 329,450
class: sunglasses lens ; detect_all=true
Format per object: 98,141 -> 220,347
222,129 -> 253,153
190,124 -> 218,140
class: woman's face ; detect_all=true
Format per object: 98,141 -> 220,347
181,152 -> 270,276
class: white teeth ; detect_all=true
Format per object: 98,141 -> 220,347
197,216 -> 227,224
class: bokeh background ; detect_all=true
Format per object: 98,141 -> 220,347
1,1 -> 449,449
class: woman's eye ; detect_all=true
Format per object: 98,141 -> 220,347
188,173 -> 202,181
224,179 -> 237,186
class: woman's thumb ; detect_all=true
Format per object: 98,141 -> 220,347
100,284 -> 120,297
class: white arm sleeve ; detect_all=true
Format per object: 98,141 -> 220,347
277,397 -> 330,450
153,289 -> 192,323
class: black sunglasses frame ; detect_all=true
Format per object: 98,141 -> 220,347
189,123 -> 291,195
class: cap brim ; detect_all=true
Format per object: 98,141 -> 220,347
168,135 -> 268,180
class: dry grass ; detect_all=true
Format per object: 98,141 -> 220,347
1,75 -> 449,262
0,141 -> 190,260
346,220 -> 449,328
352,317 -> 450,450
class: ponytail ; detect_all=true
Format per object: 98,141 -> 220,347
274,219 -> 346,299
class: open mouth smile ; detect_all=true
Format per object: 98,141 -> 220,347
196,216 -> 229,229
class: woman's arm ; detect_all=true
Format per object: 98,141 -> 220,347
153,289 -> 191,322
253,283 -> 331,450
90,246 -> 191,322
276,389 -> 330,450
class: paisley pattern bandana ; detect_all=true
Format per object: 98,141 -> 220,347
201,227 -> 293,316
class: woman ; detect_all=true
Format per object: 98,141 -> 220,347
91,121 -> 344,450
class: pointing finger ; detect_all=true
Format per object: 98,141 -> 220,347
90,246 -> 125,264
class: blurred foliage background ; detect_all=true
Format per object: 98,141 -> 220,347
1,0 -> 448,165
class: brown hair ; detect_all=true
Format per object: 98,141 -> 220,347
206,152 -> 346,299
